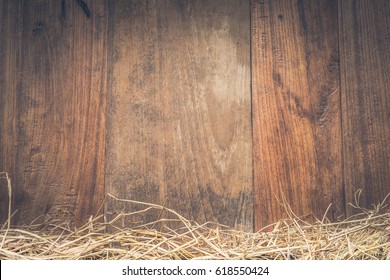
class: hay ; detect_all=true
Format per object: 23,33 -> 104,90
1,172 -> 389,260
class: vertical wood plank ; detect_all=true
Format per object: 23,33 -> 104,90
106,0 -> 252,230
339,0 -> 390,214
0,0 -> 18,221
251,0 -> 345,229
0,0 -> 107,224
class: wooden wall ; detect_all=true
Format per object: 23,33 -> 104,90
1,0 -> 389,231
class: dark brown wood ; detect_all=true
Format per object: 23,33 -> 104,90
2,0 -> 389,232
339,0 -> 390,214
251,0 -> 345,229
0,0 -> 107,225
106,0 -> 253,230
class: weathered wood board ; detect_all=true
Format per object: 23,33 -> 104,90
1,0 -> 389,232
339,0 -> 390,214
0,0 -> 107,224
106,0 -> 253,230
251,0 -> 345,229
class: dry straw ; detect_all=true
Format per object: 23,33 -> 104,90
1,172 -> 389,260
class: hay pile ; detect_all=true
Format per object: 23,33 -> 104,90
1,172 -> 389,260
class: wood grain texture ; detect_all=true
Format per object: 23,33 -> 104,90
0,0 -> 107,225
106,0 -> 252,230
251,0 -> 345,229
339,0 -> 390,214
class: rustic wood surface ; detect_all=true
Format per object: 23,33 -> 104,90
251,0 -> 345,229
339,0 -> 390,214
106,0 -> 253,230
1,0 -> 389,231
0,0 -> 107,224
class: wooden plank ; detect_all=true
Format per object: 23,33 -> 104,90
106,0 -> 252,230
339,0 -> 390,214
0,0 -> 18,223
0,0 -> 107,225
251,0 -> 345,229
